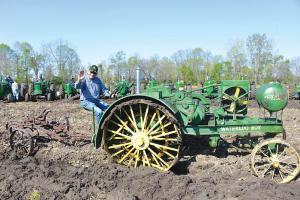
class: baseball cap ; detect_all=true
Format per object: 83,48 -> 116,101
89,65 -> 98,74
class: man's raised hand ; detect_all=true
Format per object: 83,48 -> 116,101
78,71 -> 84,81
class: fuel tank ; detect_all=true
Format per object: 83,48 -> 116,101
256,82 -> 288,112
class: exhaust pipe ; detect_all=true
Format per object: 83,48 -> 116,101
136,66 -> 141,94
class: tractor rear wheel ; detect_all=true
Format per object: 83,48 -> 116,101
251,138 -> 300,184
102,99 -> 182,171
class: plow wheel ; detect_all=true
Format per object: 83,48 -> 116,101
9,129 -> 34,158
251,138 -> 300,183
103,99 -> 182,171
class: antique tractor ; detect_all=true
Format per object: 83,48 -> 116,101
174,80 -> 185,90
57,82 -> 78,100
111,80 -> 134,98
25,81 -> 56,101
94,80 -> 300,184
0,75 -> 13,102
144,79 -> 174,98
202,79 -> 219,98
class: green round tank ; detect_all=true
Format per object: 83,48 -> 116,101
256,82 -> 288,112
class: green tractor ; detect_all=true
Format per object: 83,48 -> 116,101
174,80 -> 185,90
0,75 -> 13,102
57,82 -> 78,100
25,81 -> 56,101
94,80 -> 300,184
202,79 -> 219,98
144,79 -> 174,98
111,80 -> 134,98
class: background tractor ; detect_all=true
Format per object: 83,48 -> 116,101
202,79 -> 219,98
94,80 -> 300,184
174,80 -> 185,90
0,75 -> 13,102
144,79 -> 175,98
25,81 -> 56,101
111,80 -> 134,98
57,82 -> 78,100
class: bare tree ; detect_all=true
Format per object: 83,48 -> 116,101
14,42 -> 34,83
110,51 -> 126,80
42,40 -> 81,81
272,55 -> 292,83
158,57 -> 176,82
246,33 -> 273,84
0,43 -> 16,77
127,56 -> 139,81
291,57 -> 300,82
227,39 -> 247,79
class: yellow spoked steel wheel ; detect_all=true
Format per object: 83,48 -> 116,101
103,100 -> 181,171
251,138 -> 300,184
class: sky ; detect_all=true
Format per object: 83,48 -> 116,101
1,0 -> 300,66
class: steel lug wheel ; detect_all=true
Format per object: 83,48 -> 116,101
103,99 -> 181,171
251,138 -> 300,183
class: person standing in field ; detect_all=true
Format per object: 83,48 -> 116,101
11,81 -> 19,101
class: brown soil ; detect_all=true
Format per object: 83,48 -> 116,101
0,100 -> 300,200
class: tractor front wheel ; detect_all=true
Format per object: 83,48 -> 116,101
251,138 -> 300,183
102,99 -> 182,171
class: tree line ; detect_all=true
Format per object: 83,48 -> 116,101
0,40 -> 81,84
1,34 -> 300,87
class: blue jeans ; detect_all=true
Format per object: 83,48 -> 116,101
13,90 -> 19,101
80,99 -> 109,123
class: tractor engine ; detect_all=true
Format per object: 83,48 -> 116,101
170,91 -> 206,126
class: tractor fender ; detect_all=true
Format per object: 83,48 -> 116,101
94,94 -> 179,149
